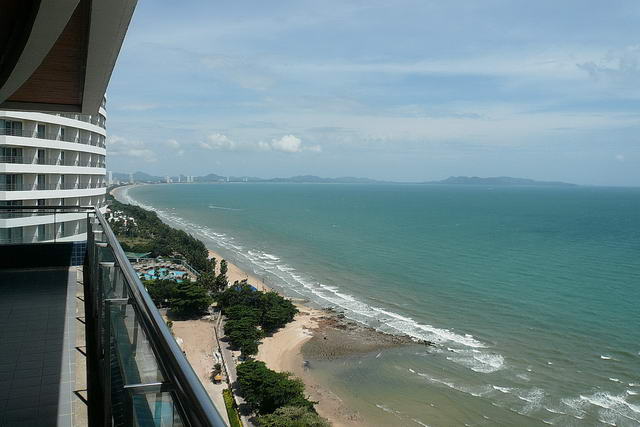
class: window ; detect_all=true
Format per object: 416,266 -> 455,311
37,199 -> 45,206
37,174 -> 46,190
0,174 -> 22,190
0,227 -> 23,244
37,149 -> 46,165
37,124 -> 46,138
1,119 -> 22,136
1,147 -> 21,163
38,224 -> 46,241
59,127 -> 65,141
60,151 -> 65,165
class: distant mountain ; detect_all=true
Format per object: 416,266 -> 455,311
112,171 -> 575,187
194,173 -> 226,182
263,175 -> 381,184
111,171 -> 163,183
426,176 -> 577,187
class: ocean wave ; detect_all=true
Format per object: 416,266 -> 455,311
208,205 -> 242,211
559,392 -> 640,424
446,351 -> 505,373
121,191 -> 506,375
492,385 -> 513,394
416,371 -> 492,397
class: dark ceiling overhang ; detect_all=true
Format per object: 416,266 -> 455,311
0,0 -> 136,114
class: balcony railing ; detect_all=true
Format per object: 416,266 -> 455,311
55,113 -> 106,129
0,206 -> 225,426
1,155 -> 105,168
0,183 -> 107,191
0,155 -> 24,163
0,127 -> 106,148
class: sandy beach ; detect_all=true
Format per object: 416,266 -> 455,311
207,249 -> 362,424
171,318 -> 230,425
112,184 -> 414,426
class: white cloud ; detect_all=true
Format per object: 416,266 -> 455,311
270,134 -> 302,153
164,139 -> 184,156
165,139 -> 180,148
305,145 -> 322,153
200,133 -> 236,150
197,133 -> 319,154
108,135 -> 157,162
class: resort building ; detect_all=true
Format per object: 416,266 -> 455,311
0,105 -> 108,243
1,2 -> 226,426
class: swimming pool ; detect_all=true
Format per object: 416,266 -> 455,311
138,269 -> 187,283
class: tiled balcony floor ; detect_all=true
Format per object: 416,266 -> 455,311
0,268 -> 78,426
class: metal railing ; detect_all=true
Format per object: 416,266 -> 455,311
55,113 -> 106,129
1,127 -> 106,147
0,128 -> 24,136
0,206 -> 225,426
0,155 -> 24,163
0,183 -> 107,191
0,155 -> 105,167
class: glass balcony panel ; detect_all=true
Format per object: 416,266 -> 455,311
110,303 -> 165,386
132,392 -> 186,427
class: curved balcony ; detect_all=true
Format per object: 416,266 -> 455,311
0,127 -> 106,149
0,183 -> 107,201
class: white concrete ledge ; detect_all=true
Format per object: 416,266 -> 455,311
0,136 -> 106,155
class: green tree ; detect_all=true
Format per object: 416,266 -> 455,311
224,317 -> 261,356
259,291 -> 297,333
220,259 -> 228,276
236,361 -> 315,415
215,274 -> 229,291
256,406 -> 330,427
169,281 -> 212,318
144,279 -> 178,308
197,272 -> 217,293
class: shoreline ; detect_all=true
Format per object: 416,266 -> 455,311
211,249 -> 372,425
110,183 -> 415,426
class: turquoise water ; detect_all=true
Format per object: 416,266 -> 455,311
124,183 -> 640,426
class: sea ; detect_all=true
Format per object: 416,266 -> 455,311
121,183 -> 640,426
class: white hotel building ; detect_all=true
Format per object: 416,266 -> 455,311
0,99 -> 108,243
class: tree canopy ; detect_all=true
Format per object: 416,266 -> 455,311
107,196 -> 212,273
216,283 -> 298,355
256,406 -> 330,427
236,361 -> 315,415
169,281 -> 212,318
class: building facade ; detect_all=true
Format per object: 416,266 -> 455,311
0,100 -> 108,243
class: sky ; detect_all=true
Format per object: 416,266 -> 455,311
106,0 -> 640,186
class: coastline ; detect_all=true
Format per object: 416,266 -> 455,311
110,183 -> 413,426
212,247 -> 370,425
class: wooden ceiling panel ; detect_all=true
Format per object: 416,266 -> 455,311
0,0 -> 40,87
6,0 -> 89,108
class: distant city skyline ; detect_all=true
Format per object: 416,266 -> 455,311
106,1 -> 640,186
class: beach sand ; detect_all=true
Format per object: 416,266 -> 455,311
208,249 -> 367,425
171,318 -> 230,425
210,251 -> 418,425
207,249 -> 271,292
112,185 -> 414,426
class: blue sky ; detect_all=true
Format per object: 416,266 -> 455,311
106,0 -> 640,185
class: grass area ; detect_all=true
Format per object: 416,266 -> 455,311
223,388 -> 243,427
117,236 -> 154,249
